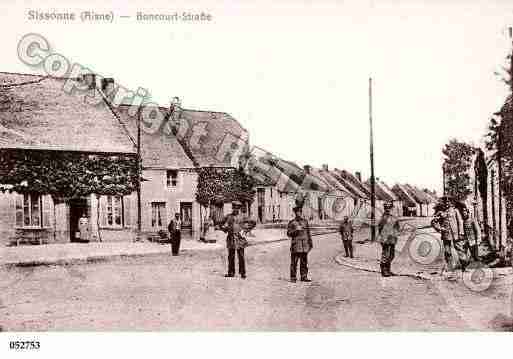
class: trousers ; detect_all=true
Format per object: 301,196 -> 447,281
228,248 -> 246,276
380,243 -> 395,265
443,239 -> 469,269
343,240 -> 353,258
171,231 -> 181,255
290,252 -> 308,279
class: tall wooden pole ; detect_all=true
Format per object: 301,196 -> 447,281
369,77 -> 376,241
136,107 -> 142,241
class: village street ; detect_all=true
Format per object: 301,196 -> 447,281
1,225 -> 512,331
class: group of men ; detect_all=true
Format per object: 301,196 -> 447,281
169,195 -> 480,281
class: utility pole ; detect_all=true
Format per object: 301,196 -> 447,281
136,106 -> 142,241
369,77 -> 376,242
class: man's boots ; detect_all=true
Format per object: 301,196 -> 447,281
470,245 -> 479,262
380,263 -> 390,277
386,263 -> 395,276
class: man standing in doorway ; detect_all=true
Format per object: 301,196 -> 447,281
221,201 -> 256,279
78,213 -> 90,242
287,206 -> 313,283
168,213 -> 182,256
377,202 -> 401,277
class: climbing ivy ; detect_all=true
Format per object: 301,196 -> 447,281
195,167 -> 256,206
0,149 -> 139,200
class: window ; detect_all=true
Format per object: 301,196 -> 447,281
16,194 -> 43,227
151,202 -> 166,228
106,195 -> 123,227
166,170 -> 178,187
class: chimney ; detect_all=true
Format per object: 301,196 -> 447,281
322,164 -> 329,171
355,171 -> 362,181
81,73 -> 97,89
101,77 -> 115,94
303,165 -> 311,174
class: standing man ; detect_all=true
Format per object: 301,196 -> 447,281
168,213 -> 182,256
377,202 -> 401,277
431,197 -> 466,271
458,204 -> 481,263
78,213 -> 90,242
287,206 -> 313,283
221,201 -> 256,279
339,216 -> 354,258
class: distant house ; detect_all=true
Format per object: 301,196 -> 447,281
316,165 -> 358,220
404,184 -> 431,217
392,184 -> 418,216
331,169 -> 371,220
0,72 -> 137,245
246,151 -> 297,223
364,178 -> 402,217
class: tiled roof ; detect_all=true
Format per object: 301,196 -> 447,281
392,184 -> 417,207
177,109 -> 249,168
316,169 -> 355,198
112,104 -> 194,168
404,184 -> 431,204
0,72 -> 135,153
332,169 -> 370,199
364,179 -> 395,202
377,180 -> 399,201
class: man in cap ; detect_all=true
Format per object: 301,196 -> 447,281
339,215 -> 354,258
431,196 -> 466,271
287,205 -> 313,282
377,201 -> 401,277
220,200 -> 256,279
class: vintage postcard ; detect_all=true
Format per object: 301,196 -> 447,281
1,0 -> 513,353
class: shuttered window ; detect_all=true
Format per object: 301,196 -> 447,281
15,194 -> 46,228
100,195 -> 124,228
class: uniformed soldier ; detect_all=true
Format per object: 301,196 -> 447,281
287,206 -> 313,283
377,202 -> 401,277
458,204 -> 481,263
339,216 -> 354,258
431,197 -> 466,271
220,201 -> 256,279
168,213 -> 182,256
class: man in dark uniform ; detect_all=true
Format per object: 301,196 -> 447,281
168,213 -> 182,256
339,216 -> 354,258
287,206 -> 313,282
221,201 -> 256,279
377,202 -> 401,277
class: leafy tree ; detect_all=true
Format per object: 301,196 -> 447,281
442,139 -> 475,201
195,167 -> 257,208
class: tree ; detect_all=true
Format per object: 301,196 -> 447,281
442,139 -> 474,201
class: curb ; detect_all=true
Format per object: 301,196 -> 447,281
333,253 -> 433,281
0,244 -> 224,269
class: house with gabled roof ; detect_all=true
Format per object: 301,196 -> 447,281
404,184 -> 431,217
331,169 -> 371,219
392,184 -> 418,216
246,149 -> 298,223
314,165 -> 357,221
0,72 -> 138,245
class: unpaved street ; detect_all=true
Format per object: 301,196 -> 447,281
1,233 -> 511,331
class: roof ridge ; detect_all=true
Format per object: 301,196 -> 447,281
0,75 -> 48,88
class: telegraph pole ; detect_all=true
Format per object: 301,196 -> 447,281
369,77 -> 376,241
136,106 -> 142,241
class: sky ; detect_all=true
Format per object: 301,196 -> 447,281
1,0 -> 513,194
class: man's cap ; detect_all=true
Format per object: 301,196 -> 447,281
384,202 -> 393,209
232,201 -> 242,207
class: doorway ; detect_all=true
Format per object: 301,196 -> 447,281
69,198 -> 89,242
180,202 -> 193,231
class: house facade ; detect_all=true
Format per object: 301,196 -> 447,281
0,72 -> 138,245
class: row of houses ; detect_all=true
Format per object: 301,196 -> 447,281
0,71 -> 437,245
